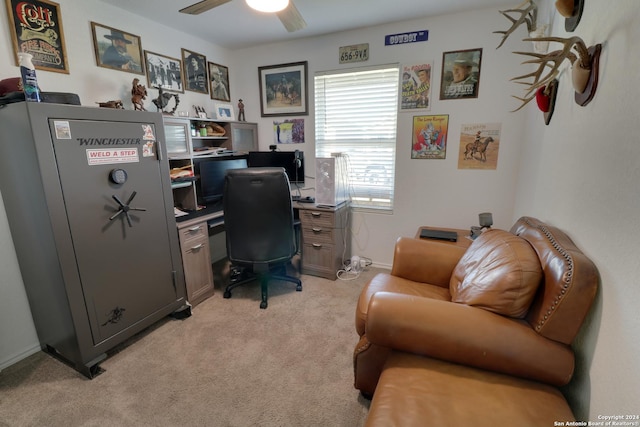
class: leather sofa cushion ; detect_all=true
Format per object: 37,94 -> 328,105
365,352 -> 575,427
450,229 -> 542,318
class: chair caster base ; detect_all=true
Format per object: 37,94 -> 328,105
223,290 -> 231,299
296,284 -> 302,292
260,300 -> 268,309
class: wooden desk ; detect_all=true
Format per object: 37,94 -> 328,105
415,226 -> 473,249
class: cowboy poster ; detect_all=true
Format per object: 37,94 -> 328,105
411,114 -> 448,159
401,62 -> 433,110
90,22 -> 144,75
5,0 -> 69,73
457,122 -> 501,170
440,48 -> 482,100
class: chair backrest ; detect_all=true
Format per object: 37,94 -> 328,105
510,216 -> 599,345
223,167 -> 296,267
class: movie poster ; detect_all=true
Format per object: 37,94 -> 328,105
401,62 -> 433,110
411,115 -> 449,159
5,0 -> 69,73
457,122 -> 501,170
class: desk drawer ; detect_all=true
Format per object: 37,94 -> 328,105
302,242 -> 335,279
300,210 -> 335,228
179,222 -> 207,242
302,225 -> 334,244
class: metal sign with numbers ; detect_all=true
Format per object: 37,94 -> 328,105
339,43 -> 369,64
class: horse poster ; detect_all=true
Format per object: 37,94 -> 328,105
457,122 -> 501,169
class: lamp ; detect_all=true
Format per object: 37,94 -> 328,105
246,0 -> 289,13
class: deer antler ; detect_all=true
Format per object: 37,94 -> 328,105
494,0 -> 538,49
510,36 -> 591,111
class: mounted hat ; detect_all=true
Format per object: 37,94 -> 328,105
555,0 -> 585,32
104,29 -> 132,44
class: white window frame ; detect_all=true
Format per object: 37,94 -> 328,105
314,64 -> 399,211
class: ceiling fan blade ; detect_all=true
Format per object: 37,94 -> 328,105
277,1 -> 307,32
179,0 -> 232,15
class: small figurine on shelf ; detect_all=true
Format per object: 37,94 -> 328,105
237,99 -> 245,121
131,78 -> 147,111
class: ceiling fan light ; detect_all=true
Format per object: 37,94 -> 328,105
246,0 -> 289,13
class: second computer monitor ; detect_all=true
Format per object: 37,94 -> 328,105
247,151 -> 304,185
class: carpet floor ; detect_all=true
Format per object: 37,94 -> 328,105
0,259 -> 380,426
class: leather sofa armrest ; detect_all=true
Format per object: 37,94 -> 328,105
391,237 -> 467,287
365,292 -> 575,386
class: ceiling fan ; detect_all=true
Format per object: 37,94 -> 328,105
179,0 -> 307,32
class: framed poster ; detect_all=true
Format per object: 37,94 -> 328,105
401,62 -> 433,110
440,48 -> 482,100
457,122 -> 501,170
208,62 -> 230,102
182,48 -> 208,94
5,0 -> 69,73
411,115 -> 449,159
91,22 -> 144,74
258,61 -> 308,117
144,50 -> 184,93
273,119 -> 305,144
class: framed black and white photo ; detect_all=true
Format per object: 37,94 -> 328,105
181,48 -> 208,94
144,50 -> 184,93
258,61 -> 308,117
208,62 -> 230,102
91,22 -> 143,74
440,48 -> 482,100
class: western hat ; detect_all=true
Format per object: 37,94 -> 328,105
555,0 -> 585,32
104,29 -> 132,44
453,51 -> 477,67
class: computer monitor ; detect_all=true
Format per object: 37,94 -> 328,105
247,151 -> 304,185
195,157 -> 248,206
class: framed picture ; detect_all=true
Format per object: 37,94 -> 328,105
5,0 -> 69,73
208,62 -> 230,102
181,48 -> 208,94
411,114 -> 449,159
457,122 -> 501,170
401,62 -> 433,110
258,61 -> 308,117
91,22 -> 144,74
440,48 -> 482,100
213,102 -> 235,121
144,50 -> 184,93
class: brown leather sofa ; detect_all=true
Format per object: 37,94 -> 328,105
354,216 -> 599,426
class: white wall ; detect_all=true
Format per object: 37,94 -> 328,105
513,0 -> 640,419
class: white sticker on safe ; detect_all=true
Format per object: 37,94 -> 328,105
86,148 -> 139,165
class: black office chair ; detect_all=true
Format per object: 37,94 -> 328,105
222,167 -> 302,309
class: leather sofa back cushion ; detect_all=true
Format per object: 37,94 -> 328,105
450,229 -> 542,318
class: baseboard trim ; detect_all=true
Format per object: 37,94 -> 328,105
0,344 -> 41,372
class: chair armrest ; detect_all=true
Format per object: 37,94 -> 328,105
365,292 -> 575,386
390,237 -> 467,287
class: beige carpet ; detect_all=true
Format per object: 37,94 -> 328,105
0,260 -> 380,426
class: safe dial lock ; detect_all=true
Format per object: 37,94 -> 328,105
109,168 -> 128,185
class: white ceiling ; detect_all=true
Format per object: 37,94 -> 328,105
98,0 -> 515,50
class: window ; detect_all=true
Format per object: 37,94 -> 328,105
315,65 -> 399,210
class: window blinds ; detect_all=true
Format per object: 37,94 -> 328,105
314,65 -> 399,210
